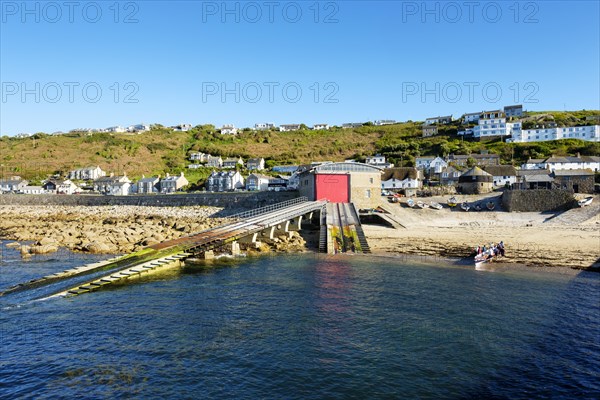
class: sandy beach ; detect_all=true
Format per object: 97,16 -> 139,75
363,194 -> 600,270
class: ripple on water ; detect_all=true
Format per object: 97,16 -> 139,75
0,250 -> 599,399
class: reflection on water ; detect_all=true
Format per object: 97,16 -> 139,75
0,244 -> 599,399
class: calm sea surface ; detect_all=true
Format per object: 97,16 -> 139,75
1,242 -> 598,399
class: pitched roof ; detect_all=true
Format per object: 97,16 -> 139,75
461,166 -> 492,177
517,170 -> 554,182
482,165 -> 517,176
553,169 -> 595,176
381,168 -> 418,181
138,176 -> 160,183
546,155 -> 600,164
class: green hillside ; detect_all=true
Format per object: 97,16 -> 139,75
1,111 -> 598,188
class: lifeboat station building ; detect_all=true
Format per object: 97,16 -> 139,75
298,162 -> 383,209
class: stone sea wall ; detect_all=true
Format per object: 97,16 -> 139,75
501,189 -> 575,212
0,191 -> 299,211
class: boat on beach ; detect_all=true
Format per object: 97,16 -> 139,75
447,196 -> 457,207
460,202 -> 470,212
416,201 -> 429,209
474,203 -> 482,211
578,196 -> 593,207
429,201 -> 443,210
406,198 -> 415,208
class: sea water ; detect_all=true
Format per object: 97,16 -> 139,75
1,243 -> 598,399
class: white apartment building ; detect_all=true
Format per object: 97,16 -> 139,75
472,109 -> 521,138
509,125 -> 599,143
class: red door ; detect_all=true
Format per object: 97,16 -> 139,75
315,174 -> 349,203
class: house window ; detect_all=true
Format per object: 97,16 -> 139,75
369,177 -> 374,184
366,189 -> 371,198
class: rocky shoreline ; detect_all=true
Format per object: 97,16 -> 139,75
0,205 -> 313,257
0,205 -> 232,256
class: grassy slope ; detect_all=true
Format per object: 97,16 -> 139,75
1,110 -> 598,186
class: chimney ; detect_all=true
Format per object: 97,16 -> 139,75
110,172 -> 114,177
166,173 -> 170,178
180,172 -> 184,177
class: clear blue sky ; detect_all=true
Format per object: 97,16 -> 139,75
1,0 -> 599,135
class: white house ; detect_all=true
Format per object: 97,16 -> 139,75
220,124 -> 238,135
206,171 -> 245,192
280,124 -> 301,132
482,165 -> 518,188
68,166 -> 106,181
520,158 -> 547,170
190,152 -> 210,162
425,116 -> 452,126
160,172 -> 188,193
57,180 -> 80,195
428,157 -> 448,174
136,176 -> 160,194
509,125 -> 599,143
21,186 -> 45,195
365,154 -> 394,169
543,155 -> 600,172
246,158 -> 265,171
415,156 -> 444,170
381,168 -> 421,191
207,156 -> 223,168
0,176 -> 28,193
313,124 -> 329,130
462,112 -> 481,124
254,123 -> 276,130
246,173 -> 270,191
93,174 -> 132,196
223,157 -> 244,169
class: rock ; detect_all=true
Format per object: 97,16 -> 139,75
29,245 -> 59,254
20,245 -> 31,255
37,237 -> 56,246
83,241 -> 111,254
5,242 -> 20,248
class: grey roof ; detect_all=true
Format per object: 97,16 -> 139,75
546,156 -> 600,164
517,170 -> 554,182
553,169 -> 595,177
138,176 -> 160,183
482,165 -> 517,177
461,167 -> 492,177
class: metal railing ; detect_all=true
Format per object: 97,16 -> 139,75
229,196 -> 309,220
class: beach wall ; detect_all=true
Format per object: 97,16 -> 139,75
0,191 -> 299,210
501,189 -> 575,212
